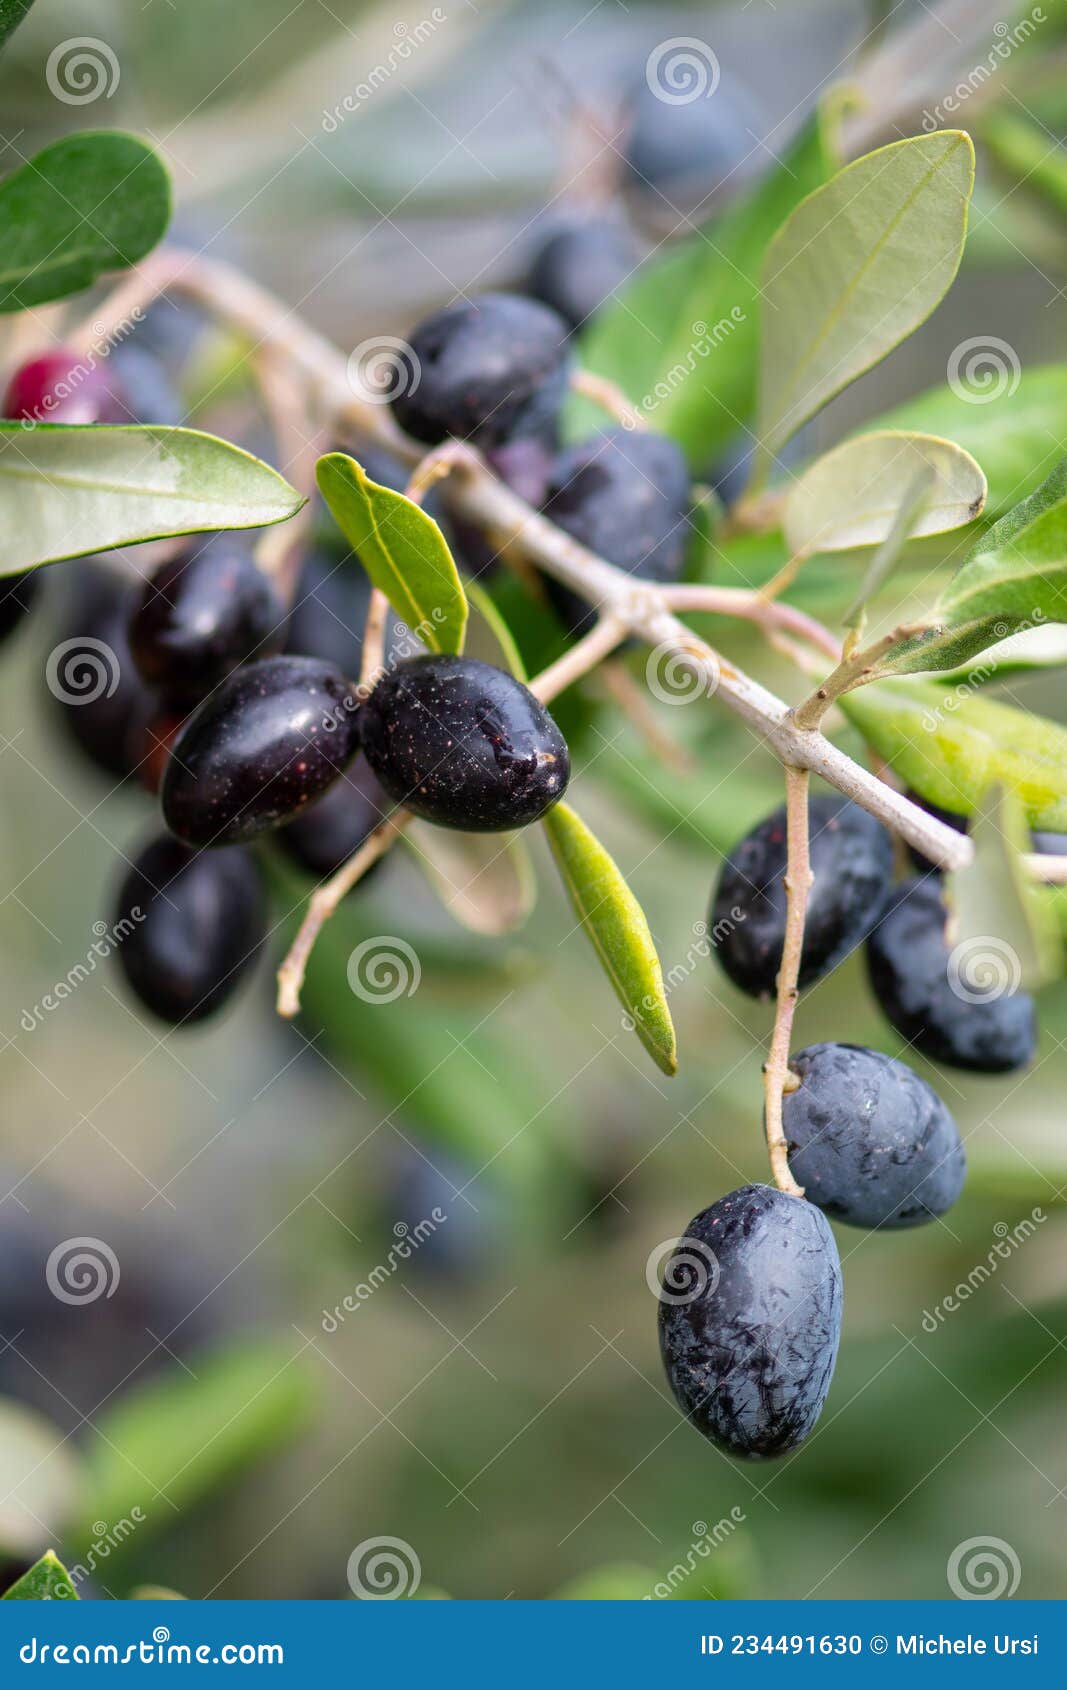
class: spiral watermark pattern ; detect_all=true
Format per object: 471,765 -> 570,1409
45,637 -> 121,706
947,1535 -> 1021,1599
347,1535 -> 421,1599
45,1237 -> 120,1305
646,1236 -> 720,1306
646,38 -> 720,106
947,336 -> 1021,404
347,936 -> 422,1003
346,336 -> 420,404
46,38 -> 121,105
645,640 -> 720,705
947,936 -> 1022,1004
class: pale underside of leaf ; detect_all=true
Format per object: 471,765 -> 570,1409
945,784 -> 1061,992
783,430 -> 986,555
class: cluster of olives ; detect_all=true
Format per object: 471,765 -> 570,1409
659,794 -> 1053,1460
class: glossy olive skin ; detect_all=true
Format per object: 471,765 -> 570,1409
115,835 -> 265,1024
2,348 -> 128,425
712,794 -> 894,999
527,218 -> 639,333
129,538 -> 287,701
866,877 -> 1037,1073
277,757 -> 392,878
50,563 -> 148,780
0,569 -> 39,645
161,656 -> 362,846
392,293 -> 571,450
658,1184 -> 842,1459
783,1043 -> 966,1229
360,655 -> 569,830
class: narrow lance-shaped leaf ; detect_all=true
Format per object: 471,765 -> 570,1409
0,132 -> 171,313
840,677 -> 1067,831
0,426 -> 304,575
317,452 -> 467,656
874,456 -> 1067,678
463,578 -> 527,679
542,802 -> 677,1075
758,131 -> 974,461
842,463 -> 935,630
0,0 -> 34,51
783,431 -> 986,556
2,1551 -> 78,1602
945,784 -> 1061,995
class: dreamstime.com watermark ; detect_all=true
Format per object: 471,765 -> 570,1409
322,11 -> 447,131
646,38 -> 720,106
623,911 -> 744,1035
15,312 -> 145,429
67,1511 -> 147,1589
20,912 -> 145,1033
45,1237 -> 121,1305
626,311 -> 747,428
347,1535 -> 422,1598
645,1508 -> 747,1598
19,1633 -> 285,1664
947,335 -> 1022,405
321,1210 -> 447,1330
347,335 -> 420,405
46,37 -> 120,105
921,10 -> 1046,131
947,935 -> 1022,1004
346,936 -> 422,1003
947,1535 -> 1021,1599
645,643 -> 721,704
920,1209 -> 1046,1332
646,1234 -> 720,1306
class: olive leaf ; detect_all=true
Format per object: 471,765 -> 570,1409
0,0 -> 34,51
758,131 -> 974,460
0,132 -> 171,313
405,823 -> 536,936
840,677 -> 1067,830
842,463 -> 935,630
566,110 -> 836,465
932,623 -> 1067,684
542,802 -> 677,1076
945,784 -> 1061,994
0,425 -> 304,574
873,457 -> 1067,678
317,452 -> 468,656
783,431 -> 985,556
77,1338 -> 315,1547
866,363 -> 1067,521
2,1551 -> 78,1601
981,109 -> 1067,221
463,577 -> 527,678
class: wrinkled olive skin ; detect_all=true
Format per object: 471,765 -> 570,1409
50,562 -> 148,780
392,293 -> 571,450
115,835 -> 265,1024
527,218 -> 639,333
360,655 -> 569,831
2,348 -> 128,425
162,656 -> 362,846
866,877 -> 1037,1073
712,794 -> 894,999
129,539 -> 287,701
783,1043 -> 966,1228
542,428 -> 691,638
0,568 -> 39,645
277,757 -> 392,878
658,1184 -> 842,1459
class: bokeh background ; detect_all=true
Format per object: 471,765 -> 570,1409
2,0 -> 1067,1600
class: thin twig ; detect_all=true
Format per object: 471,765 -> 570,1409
1025,853 -> 1067,885
358,589 -> 389,695
276,810 -> 412,1017
762,766 -> 810,1199
570,368 -> 648,431
530,615 -> 629,703
660,584 -> 842,663
793,620 -> 927,731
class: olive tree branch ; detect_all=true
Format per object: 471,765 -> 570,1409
762,765 -> 810,1199
793,620 -> 929,732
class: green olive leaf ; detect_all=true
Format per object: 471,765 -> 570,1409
784,431 -> 985,556
0,425 -> 304,574
981,109 -> 1067,222
840,676 -> 1067,830
565,109 -> 836,466
542,801 -> 677,1075
2,1551 -> 79,1602
0,132 -> 171,312
405,823 -> 537,936
0,0 -> 34,51
758,131 -> 974,460
463,577 -> 527,679
863,363 -> 1067,521
317,452 -> 467,656
945,784 -> 1061,993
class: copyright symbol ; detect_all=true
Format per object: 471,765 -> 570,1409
870,1636 -> 889,1654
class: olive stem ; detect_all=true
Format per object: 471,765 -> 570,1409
659,584 -> 842,664
276,810 -> 413,1017
793,620 -> 929,731
1025,853 -> 1067,885
569,368 -> 648,432
529,615 -> 629,703
762,765 -> 810,1200
358,589 -> 389,696
403,442 -> 481,506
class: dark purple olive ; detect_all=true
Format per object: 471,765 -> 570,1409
161,655 -> 362,846
115,835 -> 265,1024
129,537 -> 287,702
526,217 -> 640,333
277,757 -> 392,878
49,562 -> 147,780
0,569 -> 40,645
